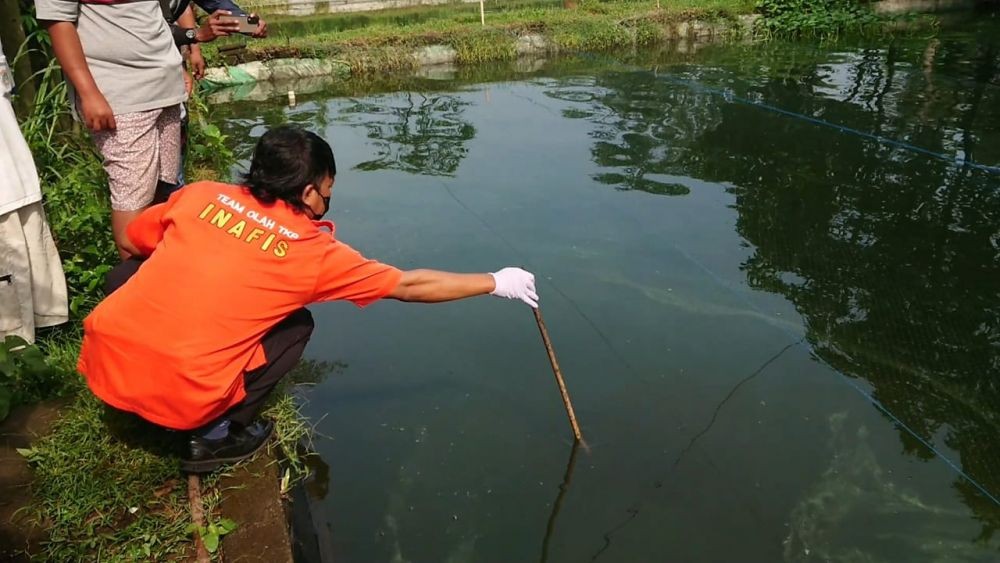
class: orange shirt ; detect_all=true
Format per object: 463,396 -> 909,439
78,181 -> 402,429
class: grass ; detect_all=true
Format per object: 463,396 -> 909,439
201,0 -> 757,71
19,394 -> 197,560
18,359 -> 323,561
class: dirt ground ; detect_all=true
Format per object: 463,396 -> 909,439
0,400 -> 65,561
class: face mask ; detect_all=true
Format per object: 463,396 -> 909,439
308,186 -> 331,219
318,195 -> 331,218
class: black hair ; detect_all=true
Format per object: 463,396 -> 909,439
243,125 -> 336,212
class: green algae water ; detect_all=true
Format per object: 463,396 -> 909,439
212,14 -> 1000,562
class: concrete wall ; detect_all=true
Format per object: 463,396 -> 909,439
246,0 -> 481,16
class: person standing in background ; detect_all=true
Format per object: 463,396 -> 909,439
166,0 -> 268,190
37,0 -> 187,259
0,38 -> 68,343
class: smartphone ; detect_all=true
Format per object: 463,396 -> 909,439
221,14 -> 260,34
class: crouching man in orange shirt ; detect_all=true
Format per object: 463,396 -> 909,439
79,125 -> 538,473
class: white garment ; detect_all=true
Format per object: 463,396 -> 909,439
0,202 -> 69,343
0,40 -> 42,217
0,38 -> 69,342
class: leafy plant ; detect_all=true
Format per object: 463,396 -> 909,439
755,0 -> 880,38
0,335 -> 56,421
185,92 -> 235,183
187,517 -> 238,553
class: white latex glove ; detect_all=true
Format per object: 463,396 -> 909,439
490,267 -> 538,308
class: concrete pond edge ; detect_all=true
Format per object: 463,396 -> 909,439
202,14 -> 762,90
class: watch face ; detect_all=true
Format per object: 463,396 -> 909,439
186,29 -> 196,39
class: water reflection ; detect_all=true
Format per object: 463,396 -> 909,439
337,93 -> 475,176
539,441 -> 580,563
543,23 -> 1000,545
784,411 -> 994,562
553,71 -> 721,196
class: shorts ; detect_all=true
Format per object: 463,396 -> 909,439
91,105 -> 182,212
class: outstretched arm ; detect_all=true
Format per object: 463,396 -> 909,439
314,240 -> 537,308
388,270 -> 493,303
388,267 -> 537,307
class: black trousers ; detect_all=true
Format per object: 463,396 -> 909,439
105,258 -> 314,428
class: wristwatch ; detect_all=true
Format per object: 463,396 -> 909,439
171,25 -> 199,46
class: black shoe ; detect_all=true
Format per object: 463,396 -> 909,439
182,419 -> 275,474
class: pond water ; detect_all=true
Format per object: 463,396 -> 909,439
212,13 -> 1000,563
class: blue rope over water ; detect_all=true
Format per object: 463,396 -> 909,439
653,73 -> 1000,175
842,375 -> 1000,507
572,50 -> 1000,175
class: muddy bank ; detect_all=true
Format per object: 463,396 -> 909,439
0,401 -> 66,561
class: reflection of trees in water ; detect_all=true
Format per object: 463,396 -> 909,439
554,29 -> 1000,542
683,36 -> 1000,539
554,25 -> 1000,199
338,93 -> 475,177
215,100 -> 336,170
217,91 -> 475,178
552,71 -> 723,196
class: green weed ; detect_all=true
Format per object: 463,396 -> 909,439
17,55 -> 117,318
754,0 -> 882,38
187,517 -> 237,554
186,92 -> 236,183
452,29 -> 518,64
0,323 -> 82,423
264,393 -> 314,488
0,336 -> 56,421
21,378 -> 323,560
264,358 -> 345,488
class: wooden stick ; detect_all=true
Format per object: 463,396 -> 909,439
533,307 -> 583,442
480,0 -> 485,26
187,474 -> 211,563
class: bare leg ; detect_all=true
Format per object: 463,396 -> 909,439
111,209 -> 142,259
94,107 -> 182,260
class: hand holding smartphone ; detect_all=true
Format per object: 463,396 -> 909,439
219,14 -> 260,35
